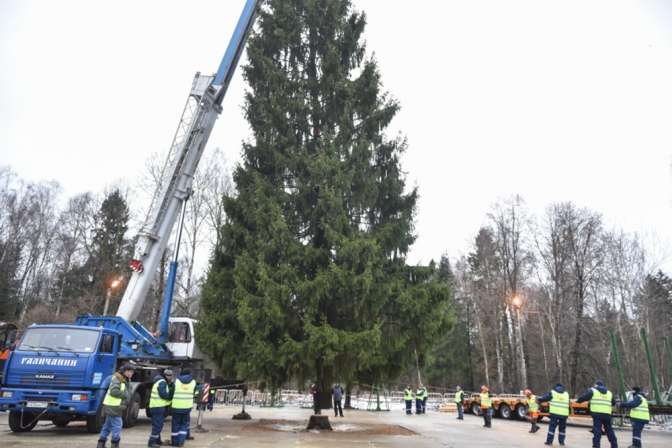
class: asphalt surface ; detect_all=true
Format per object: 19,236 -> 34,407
1,406 -> 671,447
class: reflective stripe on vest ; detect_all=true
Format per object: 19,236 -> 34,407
172,379 -> 196,409
103,381 -> 125,407
455,391 -> 464,403
149,379 -> 171,408
550,390 -> 569,416
590,389 -> 613,415
630,397 -> 649,421
528,395 -> 539,412
480,393 -> 492,408
404,389 -> 413,400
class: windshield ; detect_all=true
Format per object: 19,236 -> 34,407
18,328 -> 99,353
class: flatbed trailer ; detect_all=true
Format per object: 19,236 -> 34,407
462,393 -> 591,420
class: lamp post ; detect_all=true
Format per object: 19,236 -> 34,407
511,294 -> 528,387
103,277 -> 123,316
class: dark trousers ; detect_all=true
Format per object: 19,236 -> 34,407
171,412 -> 189,446
148,407 -> 167,445
334,399 -> 343,417
546,415 -> 567,444
415,398 -> 424,414
631,419 -> 646,447
456,402 -> 463,419
423,397 -> 427,412
405,400 -> 412,415
592,414 -> 618,448
482,407 -> 492,427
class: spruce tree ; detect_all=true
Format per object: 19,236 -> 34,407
199,0 -> 452,405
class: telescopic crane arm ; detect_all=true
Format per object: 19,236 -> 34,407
116,0 -> 260,322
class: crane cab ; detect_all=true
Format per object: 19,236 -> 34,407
166,317 -> 200,359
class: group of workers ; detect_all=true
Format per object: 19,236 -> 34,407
403,384 -> 429,415
471,381 -> 650,448
97,364 -> 212,448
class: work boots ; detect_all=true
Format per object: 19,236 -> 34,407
111,441 -> 120,448
96,440 -> 106,448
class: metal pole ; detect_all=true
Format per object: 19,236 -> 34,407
666,337 -> 672,383
103,288 -> 111,316
640,327 -> 663,405
609,329 -> 627,402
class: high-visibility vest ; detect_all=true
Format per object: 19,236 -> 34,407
149,379 -> 171,408
630,397 -> 649,421
103,381 -> 126,407
172,379 -> 196,410
589,388 -> 613,415
416,388 -> 424,399
527,395 -> 539,412
480,393 -> 492,409
550,390 -> 570,416
455,390 -> 464,403
404,389 -> 413,400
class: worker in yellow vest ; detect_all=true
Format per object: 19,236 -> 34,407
524,388 -> 540,433
171,369 -> 196,447
147,369 -> 174,447
577,380 -> 618,448
619,386 -> 649,448
97,364 -> 134,448
454,386 -> 464,420
537,383 -> 569,446
480,385 -> 492,428
415,384 -> 425,414
403,386 -> 413,415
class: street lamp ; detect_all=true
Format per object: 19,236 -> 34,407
103,276 -> 124,316
510,294 -> 527,386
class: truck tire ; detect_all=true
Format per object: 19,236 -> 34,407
123,392 -> 141,428
9,411 -> 39,432
52,416 -> 71,427
498,404 -> 512,419
470,402 -> 481,416
515,404 -> 527,420
86,407 -> 105,434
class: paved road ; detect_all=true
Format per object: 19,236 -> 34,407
1,406 -> 671,447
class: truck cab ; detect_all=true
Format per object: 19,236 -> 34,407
0,324 -> 120,432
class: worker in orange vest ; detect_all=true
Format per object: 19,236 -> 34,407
525,388 -> 540,433
480,385 -> 492,428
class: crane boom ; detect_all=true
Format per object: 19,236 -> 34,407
116,0 -> 260,322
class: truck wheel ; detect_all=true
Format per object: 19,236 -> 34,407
470,402 -> 481,416
52,416 -> 71,427
123,392 -> 141,428
499,404 -> 512,419
515,404 -> 527,420
9,411 -> 39,432
86,406 -> 105,434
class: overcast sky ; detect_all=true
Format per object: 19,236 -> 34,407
2,0 -> 672,269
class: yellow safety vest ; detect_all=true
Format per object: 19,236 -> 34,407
629,396 -> 649,421
103,381 -> 126,407
528,395 -> 539,412
455,390 -> 464,403
590,389 -> 613,415
550,390 -> 570,416
480,393 -> 492,409
149,379 -> 171,408
404,389 -> 413,400
172,379 -> 196,410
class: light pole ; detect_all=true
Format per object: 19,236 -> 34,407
103,277 -> 123,316
511,294 -> 528,387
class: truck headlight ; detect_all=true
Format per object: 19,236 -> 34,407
1,391 -> 13,398
71,394 -> 87,401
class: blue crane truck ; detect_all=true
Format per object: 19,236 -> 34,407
0,0 -> 259,433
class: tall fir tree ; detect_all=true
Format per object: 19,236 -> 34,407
199,0 -> 452,405
87,189 -> 130,313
